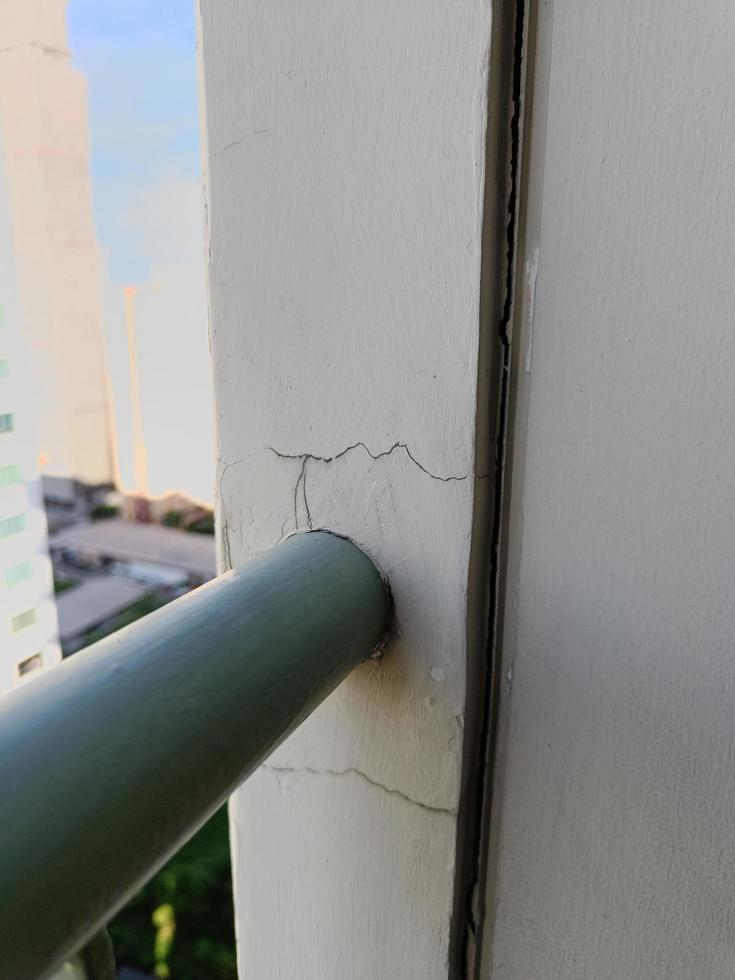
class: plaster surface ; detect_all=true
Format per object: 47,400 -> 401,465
485,2 -> 735,977
198,1 -> 495,975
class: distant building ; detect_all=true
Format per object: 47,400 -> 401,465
0,0 -> 112,489
50,519 -> 217,586
0,135 -> 60,694
55,575 -> 147,655
109,278 -> 215,510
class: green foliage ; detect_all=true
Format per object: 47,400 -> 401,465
108,808 -> 237,980
90,504 -> 120,520
80,572 -> 236,979
152,903 -> 175,977
53,576 -> 79,594
162,510 -> 183,527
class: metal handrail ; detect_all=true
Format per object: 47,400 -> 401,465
0,531 -> 390,980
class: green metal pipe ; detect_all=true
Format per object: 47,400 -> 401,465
0,531 -> 390,980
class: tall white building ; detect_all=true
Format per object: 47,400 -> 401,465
0,136 -> 60,695
0,0 -> 112,489
108,273 -> 215,510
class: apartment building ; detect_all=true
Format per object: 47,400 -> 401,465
0,137 -> 60,694
0,0 -> 111,489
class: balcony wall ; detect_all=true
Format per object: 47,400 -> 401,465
197,0 -> 506,975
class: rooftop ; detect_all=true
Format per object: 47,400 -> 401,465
55,575 -> 147,642
50,519 -> 217,580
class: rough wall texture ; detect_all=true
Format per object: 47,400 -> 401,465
198,2 -> 494,976
485,2 -> 735,978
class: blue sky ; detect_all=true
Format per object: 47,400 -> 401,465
65,1 -> 214,504
67,0 -> 200,283
68,0 -> 195,46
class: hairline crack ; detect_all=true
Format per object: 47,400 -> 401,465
268,441 -> 490,483
263,763 -> 457,817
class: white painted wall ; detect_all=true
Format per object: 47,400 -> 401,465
198,1 -> 496,975
485,2 -> 735,978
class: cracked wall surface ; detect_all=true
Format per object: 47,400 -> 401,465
263,764 -> 458,817
199,0 -> 495,975
217,445 -> 473,815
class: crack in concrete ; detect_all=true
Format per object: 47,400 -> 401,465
291,456 -> 314,531
263,764 -> 457,817
292,457 -> 305,528
218,455 -> 248,493
217,439 -> 490,547
215,130 -> 276,156
218,458 -> 250,562
268,441 -> 489,484
221,519 -> 233,571
301,460 -> 314,530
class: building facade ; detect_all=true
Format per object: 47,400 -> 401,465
0,136 -> 60,695
0,0 -> 111,489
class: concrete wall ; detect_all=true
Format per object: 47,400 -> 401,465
198,1 -> 500,975
484,2 -> 735,978
200,0 -> 735,975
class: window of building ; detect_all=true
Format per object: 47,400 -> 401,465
5,561 -> 32,586
17,653 -> 43,677
0,359 -> 8,379
10,608 -> 36,633
0,412 -> 14,433
0,463 -> 21,486
0,513 -> 26,537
